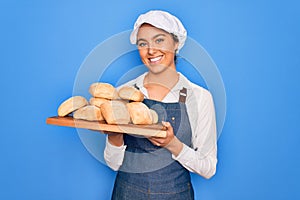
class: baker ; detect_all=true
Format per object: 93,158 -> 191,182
104,10 -> 218,200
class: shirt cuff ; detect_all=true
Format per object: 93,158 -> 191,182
104,137 -> 127,170
106,137 -> 127,151
171,143 -> 194,163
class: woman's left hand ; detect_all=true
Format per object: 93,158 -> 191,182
148,121 -> 175,147
148,121 -> 184,156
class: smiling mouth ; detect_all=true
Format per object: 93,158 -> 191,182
149,56 -> 163,63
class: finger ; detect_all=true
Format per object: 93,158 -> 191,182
149,136 -> 163,141
103,130 -> 114,134
148,137 -> 157,143
148,138 -> 161,146
162,121 -> 170,127
162,121 -> 174,138
162,121 -> 173,131
104,131 -> 121,135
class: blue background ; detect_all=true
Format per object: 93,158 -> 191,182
1,0 -> 299,199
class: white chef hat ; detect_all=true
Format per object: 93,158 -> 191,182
130,10 -> 187,52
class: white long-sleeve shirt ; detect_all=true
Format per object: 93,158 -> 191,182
104,72 -> 218,179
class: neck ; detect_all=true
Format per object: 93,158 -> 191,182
145,68 -> 179,90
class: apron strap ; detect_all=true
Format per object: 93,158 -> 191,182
133,83 -> 140,90
179,87 -> 187,103
134,84 -> 187,103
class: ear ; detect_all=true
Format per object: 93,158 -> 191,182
174,41 -> 179,54
174,41 -> 179,51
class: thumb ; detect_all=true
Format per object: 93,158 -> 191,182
162,121 -> 172,129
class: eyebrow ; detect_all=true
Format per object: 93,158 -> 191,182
137,33 -> 167,43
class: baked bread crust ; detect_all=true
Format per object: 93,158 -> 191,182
149,109 -> 158,124
89,97 -> 109,108
57,96 -> 88,117
126,102 -> 153,125
73,105 -> 104,121
118,86 -> 144,102
101,100 -> 131,124
89,82 -> 119,99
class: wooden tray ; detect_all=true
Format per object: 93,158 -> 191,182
46,116 -> 167,138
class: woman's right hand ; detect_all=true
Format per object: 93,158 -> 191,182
105,132 -> 124,147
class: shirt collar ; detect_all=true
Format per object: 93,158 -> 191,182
135,72 -> 191,91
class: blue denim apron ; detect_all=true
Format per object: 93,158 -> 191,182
111,88 -> 194,200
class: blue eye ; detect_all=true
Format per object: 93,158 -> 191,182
155,38 -> 164,44
138,42 -> 147,47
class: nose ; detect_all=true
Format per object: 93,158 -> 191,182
147,43 -> 157,55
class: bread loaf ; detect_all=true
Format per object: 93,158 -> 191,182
89,82 -> 119,99
57,96 -> 88,117
89,97 -> 109,108
126,102 -> 154,125
149,109 -> 158,124
118,86 -> 144,102
101,100 -> 131,124
73,105 -> 104,121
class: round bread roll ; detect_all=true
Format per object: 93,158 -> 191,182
101,100 -> 131,124
57,96 -> 88,117
73,105 -> 104,121
89,97 -> 109,108
126,102 -> 153,125
89,82 -> 119,100
118,86 -> 144,102
149,109 -> 159,124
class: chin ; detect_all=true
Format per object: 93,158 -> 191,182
147,64 -> 168,74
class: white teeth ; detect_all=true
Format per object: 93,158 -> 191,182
150,56 -> 162,62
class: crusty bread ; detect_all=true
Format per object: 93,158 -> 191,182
89,97 -> 109,108
100,100 -> 131,124
149,109 -> 158,124
73,105 -> 104,121
89,82 -> 119,100
126,102 -> 153,125
118,86 -> 144,102
57,96 -> 88,117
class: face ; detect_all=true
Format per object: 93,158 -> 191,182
136,24 -> 179,74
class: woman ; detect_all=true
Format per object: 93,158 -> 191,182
104,10 -> 217,200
